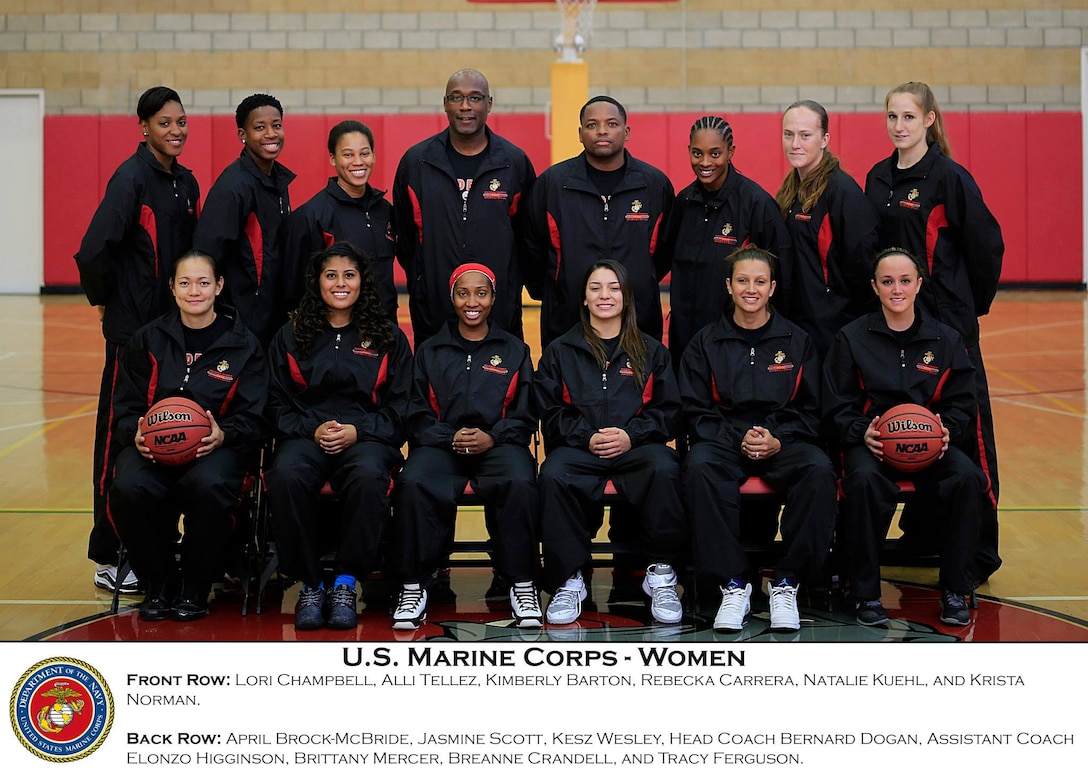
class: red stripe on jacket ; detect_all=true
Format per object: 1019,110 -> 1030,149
244,211 -> 264,284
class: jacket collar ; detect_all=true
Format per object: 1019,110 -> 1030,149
238,149 -> 297,189
681,163 -> 739,207
875,141 -> 942,184
322,177 -> 387,207
136,142 -> 190,178
710,310 -> 792,343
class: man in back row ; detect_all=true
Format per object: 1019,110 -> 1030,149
393,68 -> 537,343
525,95 -> 675,348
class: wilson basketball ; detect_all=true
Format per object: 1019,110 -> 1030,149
142,397 -> 212,466
878,403 -> 944,473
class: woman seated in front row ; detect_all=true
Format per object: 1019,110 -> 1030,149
680,246 -> 836,633
110,250 -> 268,622
823,247 -> 984,628
535,259 -> 687,627
392,263 -> 540,630
263,242 -> 412,631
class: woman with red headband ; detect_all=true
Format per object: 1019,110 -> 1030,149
391,263 -> 540,630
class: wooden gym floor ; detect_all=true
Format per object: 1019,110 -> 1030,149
0,291 -> 1085,642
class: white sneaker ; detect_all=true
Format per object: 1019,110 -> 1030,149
392,583 -> 428,630
641,563 -> 683,624
713,582 -> 752,632
94,564 -> 142,595
767,579 -> 801,631
546,572 -> 586,626
509,581 -> 543,628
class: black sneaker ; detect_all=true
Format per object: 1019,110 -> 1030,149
172,582 -> 210,622
856,599 -> 889,626
939,590 -> 970,626
294,586 -> 326,630
326,584 -> 358,630
138,582 -> 176,622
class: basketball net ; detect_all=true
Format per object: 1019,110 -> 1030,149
555,0 -> 597,62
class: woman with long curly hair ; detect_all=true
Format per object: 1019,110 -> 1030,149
263,241 -> 412,631
534,259 -> 686,627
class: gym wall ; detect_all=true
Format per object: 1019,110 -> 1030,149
0,0 -> 1082,287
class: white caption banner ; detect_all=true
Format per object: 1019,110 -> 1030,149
3,641 -> 1084,773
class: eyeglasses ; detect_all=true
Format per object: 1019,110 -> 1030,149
444,93 -> 489,105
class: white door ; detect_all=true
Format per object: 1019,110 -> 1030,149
0,90 -> 44,293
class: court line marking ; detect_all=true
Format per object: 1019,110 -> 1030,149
991,397 -> 1086,419
0,411 -> 96,433
981,320 -> 1083,339
990,366 -> 1084,416
1010,596 -> 1088,602
0,400 -> 97,457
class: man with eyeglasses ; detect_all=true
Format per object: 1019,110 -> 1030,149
393,69 -> 537,343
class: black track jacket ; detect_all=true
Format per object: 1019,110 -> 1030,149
679,313 -> 822,449
534,325 -> 679,453
823,311 -> 977,447
865,143 -> 1003,345
112,306 -> 268,452
267,320 -> 412,448
525,152 -> 674,347
75,143 -> 200,344
393,128 -> 536,341
407,322 -> 535,450
194,151 -> 296,345
285,179 -> 397,319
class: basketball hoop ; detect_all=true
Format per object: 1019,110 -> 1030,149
554,0 -> 597,62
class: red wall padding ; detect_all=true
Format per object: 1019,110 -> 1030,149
46,111 -> 1082,288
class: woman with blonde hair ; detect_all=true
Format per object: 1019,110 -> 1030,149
864,82 -> 1003,583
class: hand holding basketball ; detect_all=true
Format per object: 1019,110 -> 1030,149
876,403 -> 946,473
864,416 -> 884,459
195,411 -> 224,458
140,397 -> 214,466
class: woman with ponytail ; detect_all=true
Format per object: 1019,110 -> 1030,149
776,100 -> 879,356
864,81 -> 1004,583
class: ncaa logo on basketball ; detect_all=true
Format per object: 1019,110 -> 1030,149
10,657 -> 114,762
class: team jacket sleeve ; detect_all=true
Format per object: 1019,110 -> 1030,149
622,343 -> 679,446
266,328 -> 326,442
520,173 -> 550,300
192,180 -> 245,274
651,177 -> 677,280
111,332 -> 154,447
74,169 -> 141,306
754,197 -> 795,319
391,156 -> 418,285
761,336 -> 822,445
282,208 -> 324,314
830,177 -> 881,305
487,344 -> 537,447
217,343 -> 270,451
932,335 -> 978,445
949,170 -> 1004,317
512,156 -> 540,299
678,336 -> 750,448
354,331 -> 413,447
534,344 -> 595,450
821,331 -> 873,445
406,351 -> 460,449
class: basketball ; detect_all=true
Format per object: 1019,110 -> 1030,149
878,403 -> 944,473
141,397 -> 212,466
